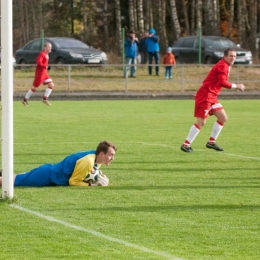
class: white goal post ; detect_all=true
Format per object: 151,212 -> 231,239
1,0 -> 14,199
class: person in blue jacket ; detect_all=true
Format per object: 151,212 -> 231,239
124,30 -> 139,78
145,28 -> 160,76
0,140 -> 117,187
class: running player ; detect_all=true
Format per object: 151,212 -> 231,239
181,48 -> 245,152
22,42 -> 54,106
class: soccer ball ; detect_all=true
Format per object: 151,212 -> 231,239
83,167 -> 100,184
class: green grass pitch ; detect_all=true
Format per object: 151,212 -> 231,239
0,100 -> 259,260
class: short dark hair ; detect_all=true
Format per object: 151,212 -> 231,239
224,48 -> 236,56
44,42 -> 51,47
95,140 -> 117,155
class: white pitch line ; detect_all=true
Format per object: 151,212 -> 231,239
10,204 -> 185,260
9,141 -> 260,161
137,142 -> 260,161
138,142 -> 169,147
222,152 -> 260,161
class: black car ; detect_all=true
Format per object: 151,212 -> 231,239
15,37 -> 108,65
172,36 -> 252,64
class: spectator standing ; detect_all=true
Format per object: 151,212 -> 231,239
162,47 -> 176,79
145,28 -> 160,76
139,31 -> 149,64
124,30 -> 139,78
22,42 -> 54,106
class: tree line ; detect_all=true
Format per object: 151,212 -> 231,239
4,0 -> 260,60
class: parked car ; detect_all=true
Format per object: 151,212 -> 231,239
172,36 -> 252,64
15,37 -> 108,65
0,52 -> 16,69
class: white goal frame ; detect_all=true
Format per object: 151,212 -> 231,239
1,0 -> 14,199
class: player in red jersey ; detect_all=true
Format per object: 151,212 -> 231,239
22,42 -> 54,106
181,48 -> 245,152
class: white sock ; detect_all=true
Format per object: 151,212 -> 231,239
24,89 -> 34,100
44,87 -> 52,99
209,121 -> 223,143
184,124 -> 201,146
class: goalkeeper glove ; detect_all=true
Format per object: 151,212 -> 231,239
97,174 -> 109,186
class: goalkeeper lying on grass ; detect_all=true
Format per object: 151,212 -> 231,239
0,140 -> 116,187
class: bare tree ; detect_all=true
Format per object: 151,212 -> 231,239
30,0 -> 36,39
137,0 -> 144,33
143,0 -> 149,30
18,0 -> 27,45
102,0 -> 109,51
88,0 -> 98,44
24,1 -> 30,42
9,0 -> 260,58
38,0 -> 43,34
248,0 -> 257,58
148,0 -> 154,29
214,0 -> 220,35
204,0 -> 212,35
158,0 -> 168,51
115,0 -> 122,55
181,0 -> 190,35
157,0 -> 163,37
133,0 -> 138,31
169,0 -> 181,39
128,0 -> 135,31
226,0 -> 234,37
82,0 -> 88,42
196,0 -> 202,31
204,0 -> 219,35
191,0 -> 196,34
238,0 -> 249,47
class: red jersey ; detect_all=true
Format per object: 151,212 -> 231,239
33,50 -> 51,87
195,58 -> 232,103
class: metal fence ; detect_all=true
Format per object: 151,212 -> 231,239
13,63 -> 260,94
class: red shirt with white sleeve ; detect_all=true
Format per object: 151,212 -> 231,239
195,58 -> 232,104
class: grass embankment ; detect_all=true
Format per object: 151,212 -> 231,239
13,65 -> 260,93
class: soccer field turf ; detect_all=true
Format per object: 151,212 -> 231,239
0,100 -> 259,260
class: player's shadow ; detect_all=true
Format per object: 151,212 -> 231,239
83,204 -> 260,212
107,184 -> 260,191
112,166 -> 258,173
